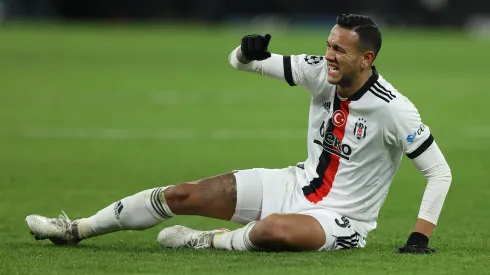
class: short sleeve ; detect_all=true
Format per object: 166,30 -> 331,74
384,96 -> 434,159
284,54 -> 329,95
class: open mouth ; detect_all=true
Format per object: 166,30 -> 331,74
328,65 -> 340,76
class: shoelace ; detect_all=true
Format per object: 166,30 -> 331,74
186,233 -> 213,249
52,210 -> 75,234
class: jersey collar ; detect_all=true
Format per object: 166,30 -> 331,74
345,66 -> 379,101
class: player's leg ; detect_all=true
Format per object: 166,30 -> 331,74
158,213 -> 326,251
248,213 -> 326,251
217,213 -> 326,251
26,172 -> 243,244
158,166 -> 328,252
295,209 -> 366,251
162,172 -> 239,220
158,209 -> 368,252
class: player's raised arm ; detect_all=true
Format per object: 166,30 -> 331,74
384,96 -> 452,254
228,34 -> 288,82
228,34 -> 325,90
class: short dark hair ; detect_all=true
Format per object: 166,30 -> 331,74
336,14 -> 382,59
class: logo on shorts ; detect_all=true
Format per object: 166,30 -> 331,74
335,216 -> 351,228
332,110 -> 346,127
333,232 -> 361,249
353,118 -> 367,140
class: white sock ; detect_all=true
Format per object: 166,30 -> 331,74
77,187 -> 174,239
212,222 -> 260,251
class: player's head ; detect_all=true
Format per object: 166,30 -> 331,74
326,14 -> 382,86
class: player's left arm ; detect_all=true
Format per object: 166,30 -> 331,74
399,141 -> 452,254
384,96 -> 452,254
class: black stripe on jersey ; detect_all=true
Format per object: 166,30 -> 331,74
372,83 -> 395,100
375,82 -> 396,99
369,88 -> 390,103
348,66 -> 379,101
283,56 -> 296,86
407,134 -> 435,159
302,94 -> 340,197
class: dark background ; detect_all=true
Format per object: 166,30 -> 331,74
3,0 -> 490,27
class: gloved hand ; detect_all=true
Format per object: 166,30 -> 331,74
397,232 -> 436,254
240,34 -> 272,61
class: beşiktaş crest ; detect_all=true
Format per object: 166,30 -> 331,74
354,118 -> 367,140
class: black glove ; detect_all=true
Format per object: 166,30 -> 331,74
241,34 -> 272,61
397,232 -> 436,254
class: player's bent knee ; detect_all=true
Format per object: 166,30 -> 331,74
163,182 -> 198,209
252,214 -> 292,245
251,214 -> 326,251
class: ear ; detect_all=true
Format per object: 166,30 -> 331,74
361,51 -> 376,68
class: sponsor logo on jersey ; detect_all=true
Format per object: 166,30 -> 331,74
315,132 -> 352,160
406,124 -> 426,143
332,110 -> 347,127
304,55 -> 323,65
353,118 -> 367,140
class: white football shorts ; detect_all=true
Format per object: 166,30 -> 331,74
232,166 -> 366,251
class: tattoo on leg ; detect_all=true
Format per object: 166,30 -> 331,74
197,172 -> 237,207
230,180 -> 237,205
219,173 -> 237,206
198,179 -> 213,202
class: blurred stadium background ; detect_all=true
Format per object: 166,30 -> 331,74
1,0 -> 490,27
1,1 -> 489,275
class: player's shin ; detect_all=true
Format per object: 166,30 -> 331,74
77,187 -> 174,239
212,221 -> 261,251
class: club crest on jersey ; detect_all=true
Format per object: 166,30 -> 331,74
304,55 -> 323,65
353,118 -> 367,140
332,110 -> 346,127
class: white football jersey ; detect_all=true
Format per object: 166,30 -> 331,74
283,54 -> 434,236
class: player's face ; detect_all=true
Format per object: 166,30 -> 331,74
325,25 -> 366,86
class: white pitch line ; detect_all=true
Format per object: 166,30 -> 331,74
463,126 -> 490,138
8,90 -> 270,107
9,128 -> 306,140
151,90 -> 278,105
4,127 -> 490,150
19,128 -> 195,140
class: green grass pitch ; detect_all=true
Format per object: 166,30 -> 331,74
0,23 -> 489,274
